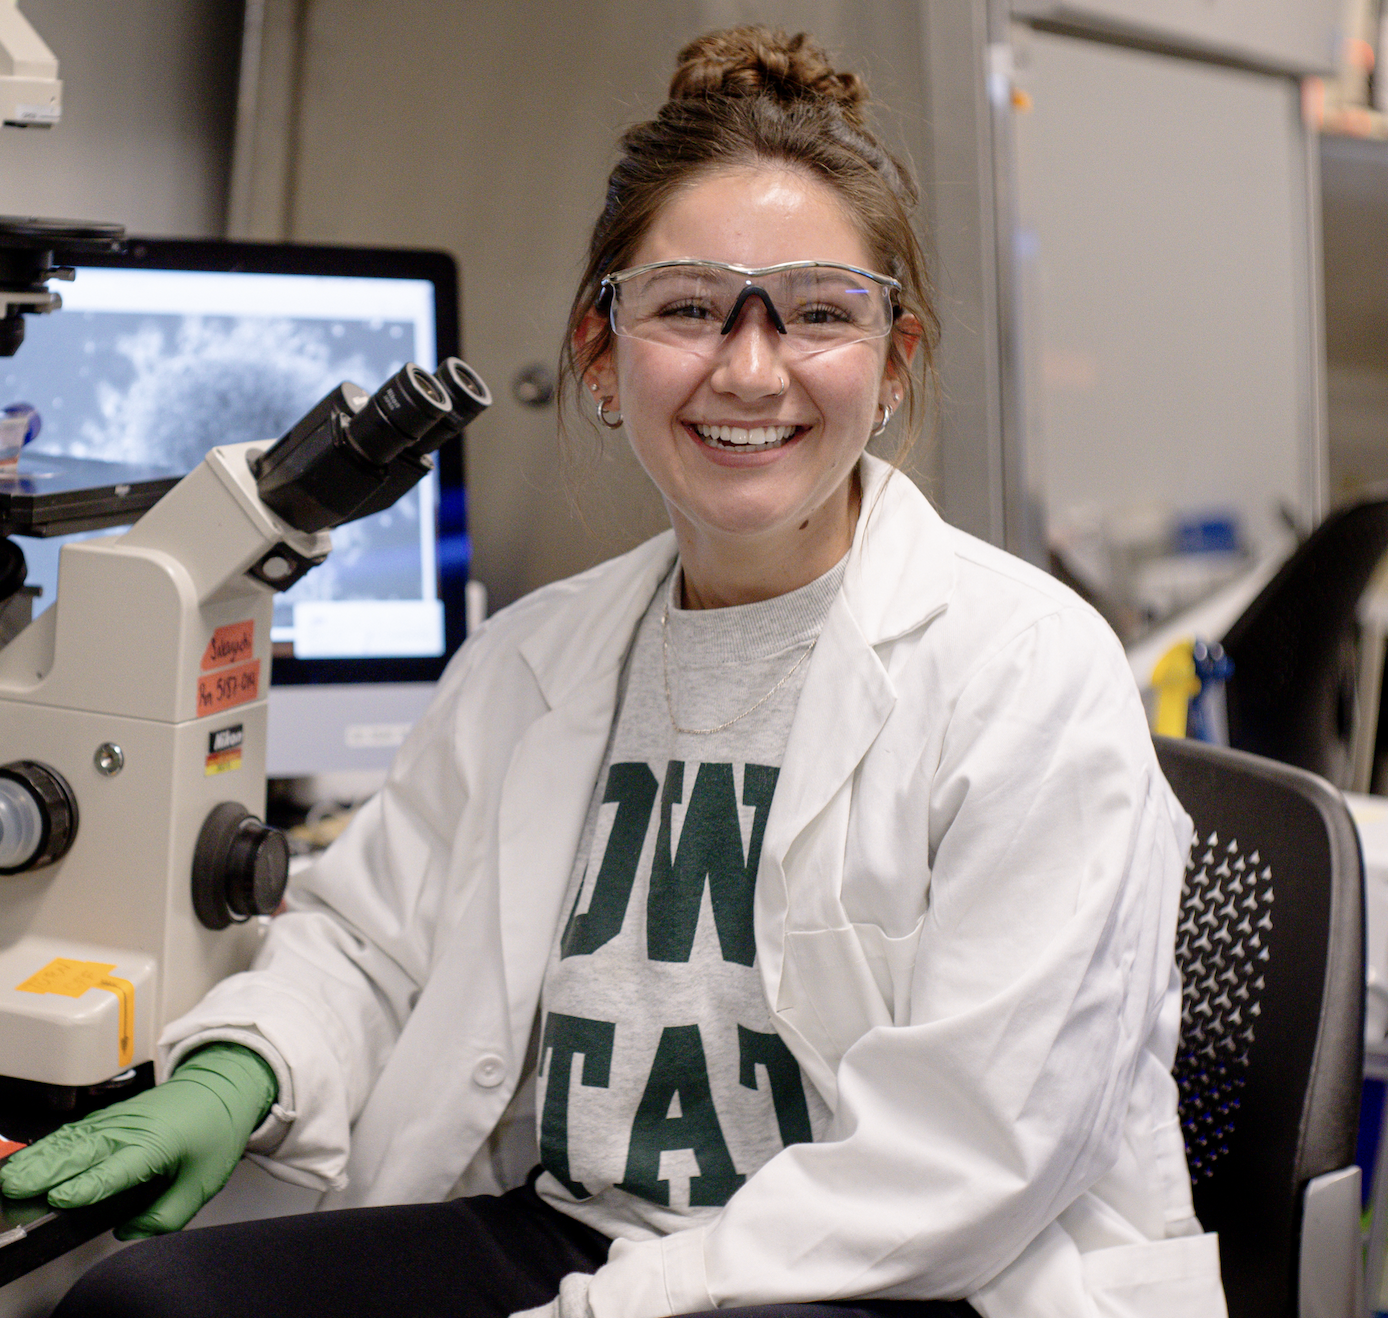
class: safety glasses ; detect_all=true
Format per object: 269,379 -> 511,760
601,259 -> 901,358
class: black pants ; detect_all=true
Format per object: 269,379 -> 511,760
53,1173 -> 978,1318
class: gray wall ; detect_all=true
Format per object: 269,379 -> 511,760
232,0 -> 933,612
0,0 -> 241,234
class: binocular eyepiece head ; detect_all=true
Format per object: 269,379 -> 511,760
341,362 -> 453,467
340,358 -> 494,465
252,357 -> 491,537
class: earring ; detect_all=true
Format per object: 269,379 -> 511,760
596,395 -> 624,429
870,400 -> 894,437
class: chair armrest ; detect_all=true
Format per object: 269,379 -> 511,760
1299,1166 -> 1362,1318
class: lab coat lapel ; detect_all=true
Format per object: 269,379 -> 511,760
759,595 -> 895,930
756,459 -> 957,1098
341,537 -> 679,1204
754,598 -> 895,1099
495,533 -> 680,1043
492,687 -> 616,1044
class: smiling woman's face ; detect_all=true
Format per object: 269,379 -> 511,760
586,164 -> 902,606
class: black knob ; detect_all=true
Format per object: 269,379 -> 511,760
0,760 -> 78,874
1,538 -> 27,606
0,313 -> 24,356
192,803 -> 289,930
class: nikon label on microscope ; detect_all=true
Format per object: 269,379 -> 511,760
206,724 -> 244,776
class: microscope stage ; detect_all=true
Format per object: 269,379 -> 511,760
0,454 -> 178,538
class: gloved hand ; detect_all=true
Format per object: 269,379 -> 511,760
0,1042 -> 276,1239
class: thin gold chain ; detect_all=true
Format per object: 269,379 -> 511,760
660,595 -> 816,736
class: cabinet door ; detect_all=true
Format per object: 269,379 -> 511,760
1012,0 -> 1339,74
1010,25 -> 1322,558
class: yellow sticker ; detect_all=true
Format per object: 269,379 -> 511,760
17,958 -> 134,1068
205,748 -> 242,776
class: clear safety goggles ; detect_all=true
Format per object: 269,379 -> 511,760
601,259 -> 901,357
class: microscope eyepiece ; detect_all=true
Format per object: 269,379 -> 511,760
403,357 -> 493,459
436,358 -> 492,428
343,363 -> 453,466
253,361 -> 490,537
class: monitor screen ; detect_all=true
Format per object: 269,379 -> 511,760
2,237 -> 467,776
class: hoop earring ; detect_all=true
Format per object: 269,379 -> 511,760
870,401 -> 894,438
774,375 -> 787,397
596,396 -> 624,429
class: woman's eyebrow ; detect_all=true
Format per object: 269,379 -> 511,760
641,266 -> 719,286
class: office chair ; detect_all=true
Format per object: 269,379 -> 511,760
1222,494 -> 1388,787
1154,737 -> 1364,1318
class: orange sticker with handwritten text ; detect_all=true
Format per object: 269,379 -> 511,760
17,959 -> 134,1068
202,620 -> 255,672
197,659 -> 260,717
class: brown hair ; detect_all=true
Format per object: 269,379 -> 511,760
559,25 -> 939,466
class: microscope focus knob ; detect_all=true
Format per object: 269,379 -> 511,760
192,802 -> 290,930
0,761 -> 79,874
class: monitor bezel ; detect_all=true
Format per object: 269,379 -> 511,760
69,235 -> 468,688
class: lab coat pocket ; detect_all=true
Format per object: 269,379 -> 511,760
1150,1113 -> 1199,1228
779,926 -> 893,1070
852,916 -> 926,1024
1081,1233 -> 1227,1318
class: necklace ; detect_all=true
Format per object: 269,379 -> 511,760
661,594 -> 817,736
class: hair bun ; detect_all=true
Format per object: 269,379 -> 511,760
670,26 -> 869,129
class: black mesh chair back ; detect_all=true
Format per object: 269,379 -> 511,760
1223,495 -> 1388,784
1154,738 -> 1364,1318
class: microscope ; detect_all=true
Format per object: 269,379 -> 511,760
0,0 -> 61,128
0,218 -> 490,1107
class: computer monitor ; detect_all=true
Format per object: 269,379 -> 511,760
1,237 -> 468,777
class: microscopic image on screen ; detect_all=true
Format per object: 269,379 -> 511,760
5,309 -> 413,463
2,307 -> 441,651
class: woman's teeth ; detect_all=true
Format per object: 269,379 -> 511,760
692,423 -> 798,450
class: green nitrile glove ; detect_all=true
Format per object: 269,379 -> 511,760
0,1043 -> 276,1239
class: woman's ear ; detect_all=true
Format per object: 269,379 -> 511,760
890,313 -> 924,371
879,312 -> 923,413
575,310 -> 617,404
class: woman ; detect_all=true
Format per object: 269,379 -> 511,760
3,27 -> 1226,1318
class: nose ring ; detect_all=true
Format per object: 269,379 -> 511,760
774,376 -> 787,397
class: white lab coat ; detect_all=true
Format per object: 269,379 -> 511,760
163,456 -> 1227,1318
